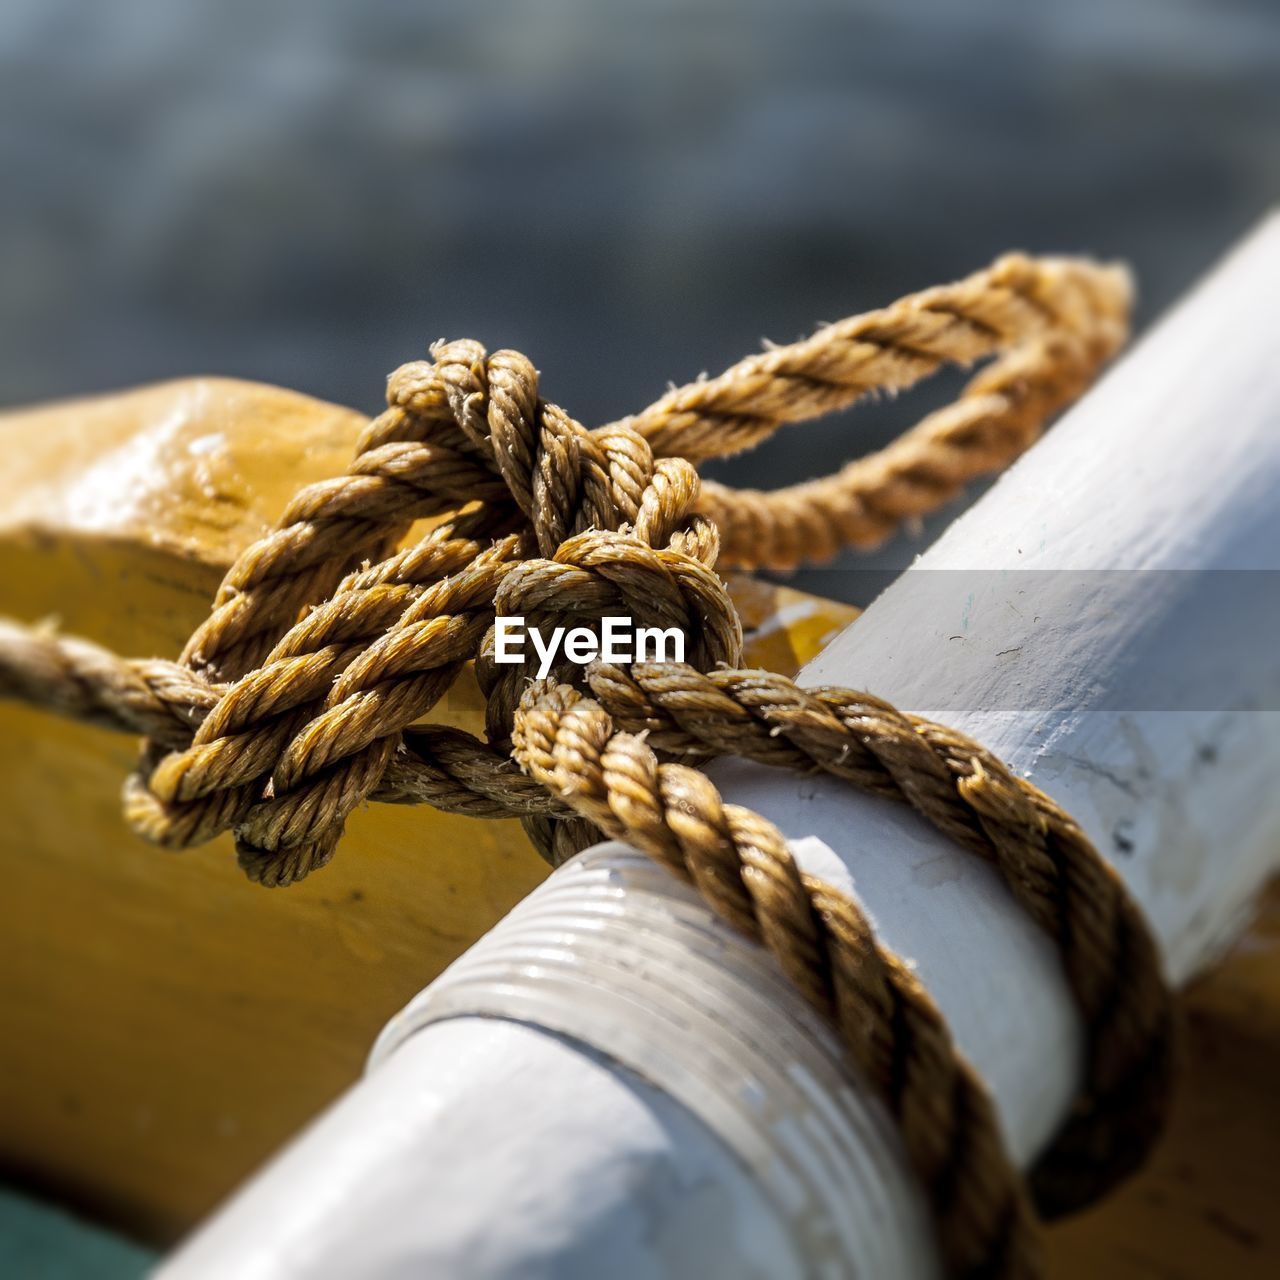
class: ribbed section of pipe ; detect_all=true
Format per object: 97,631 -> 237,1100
372,841 -> 936,1280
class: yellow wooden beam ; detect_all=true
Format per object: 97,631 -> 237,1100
0,378 -> 858,1241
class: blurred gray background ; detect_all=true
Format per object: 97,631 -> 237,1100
1,0 -> 1277,595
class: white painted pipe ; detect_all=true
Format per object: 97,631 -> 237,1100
159,215 -> 1280,1280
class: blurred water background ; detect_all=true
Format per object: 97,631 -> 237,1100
1,0 -> 1277,595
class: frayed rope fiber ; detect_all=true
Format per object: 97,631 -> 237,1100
0,254 -> 1175,1279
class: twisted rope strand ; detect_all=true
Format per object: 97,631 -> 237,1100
580,661 -> 1175,1214
613,254 -> 1126,460
0,254 -> 1170,1278
0,618 -> 218,750
699,331 -> 1117,568
512,679 -> 1041,1277
612,253 -> 1129,568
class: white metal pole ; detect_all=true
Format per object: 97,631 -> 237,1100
159,215 -> 1280,1280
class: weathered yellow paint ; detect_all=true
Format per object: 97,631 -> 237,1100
0,379 -> 859,1242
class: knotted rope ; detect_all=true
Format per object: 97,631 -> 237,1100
0,254 -> 1173,1279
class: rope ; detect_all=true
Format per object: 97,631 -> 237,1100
0,254 -> 1172,1279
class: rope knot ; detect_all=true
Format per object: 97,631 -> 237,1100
126,337 -> 739,886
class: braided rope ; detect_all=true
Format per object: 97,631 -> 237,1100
0,255 -> 1172,1278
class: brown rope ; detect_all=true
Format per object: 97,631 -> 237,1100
0,254 -> 1172,1279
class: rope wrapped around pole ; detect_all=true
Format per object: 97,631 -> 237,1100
0,253 -> 1171,1279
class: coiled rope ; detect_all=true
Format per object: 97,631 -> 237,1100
0,254 -> 1174,1279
